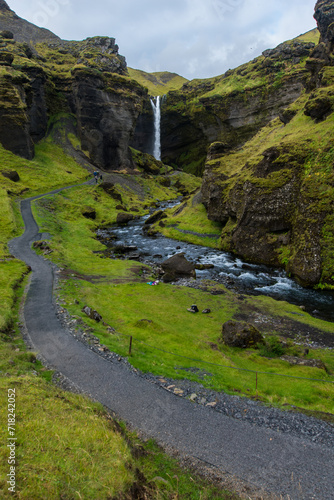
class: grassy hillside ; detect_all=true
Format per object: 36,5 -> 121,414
161,29 -> 321,175
0,131 -> 236,498
22,137 -> 333,416
128,68 -> 188,96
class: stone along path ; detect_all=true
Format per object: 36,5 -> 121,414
9,186 -> 334,500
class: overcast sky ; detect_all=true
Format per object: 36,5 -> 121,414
8,0 -> 317,80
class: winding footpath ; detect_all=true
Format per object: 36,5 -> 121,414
8,185 -> 334,500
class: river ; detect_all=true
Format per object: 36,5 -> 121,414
97,200 -> 334,323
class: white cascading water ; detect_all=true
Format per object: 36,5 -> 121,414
150,96 -> 161,161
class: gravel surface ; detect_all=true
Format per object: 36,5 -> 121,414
55,302 -> 334,450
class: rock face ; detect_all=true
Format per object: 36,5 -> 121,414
0,4 -> 146,166
221,321 -> 264,348
0,1 -> 60,44
71,69 -> 144,170
314,0 -> 334,44
161,253 -> 196,282
155,40 -> 313,175
0,1 -> 11,11
201,142 -> 326,286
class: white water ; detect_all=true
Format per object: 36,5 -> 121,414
150,96 -> 161,160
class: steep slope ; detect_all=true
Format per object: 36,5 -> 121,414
157,29 -> 320,175
200,1 -> 334,288
0,1 -> 147,170
0,0 -> 60,43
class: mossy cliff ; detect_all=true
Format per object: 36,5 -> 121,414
201,1 -> 334,288
157,31 -> 319,176
0,1 -> 147,170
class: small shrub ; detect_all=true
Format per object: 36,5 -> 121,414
258,335 -> 285,358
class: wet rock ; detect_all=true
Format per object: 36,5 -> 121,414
144,210 -> 166,225
161,253 -> 196,282
116,212 -> 134,225
195,263 -> 214,270
221,320 -> 264,348
113,244 -> 138,254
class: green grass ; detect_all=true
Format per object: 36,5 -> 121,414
0,140 -> 238,499
128,68 -> 188,96
57,276 -> 334,415
0,325 -> 234,499
155,194 -> 223,248
22,154 -> 334,415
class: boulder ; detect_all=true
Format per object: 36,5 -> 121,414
161,253 -> 196,282
82,207 -> 96,220
0,51 -> 13,65
195,263 -> 214,270
304,96 -> 332,121
116,212 -> 134,225
82,306 -> 102,322
144,210 -> 166,225
100,182 -> 123,203
1,170 -> 20,182
220,320 -> 264,348
314,0 -> 334,44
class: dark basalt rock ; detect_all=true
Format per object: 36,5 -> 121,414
116,213 -> 134,225
82,306 -> 102,323
314,0 -> 334,44
1,170 -> 20,182
279,107 -> 297,124
304,95 -> 332,120
144,210 -> 166,225
100,182 -> 123,203
221,321 -> 264,348
161,253 -> 196,282
0,30 -> 13,39
82,207 -> 96,220
0,1 -> 11,12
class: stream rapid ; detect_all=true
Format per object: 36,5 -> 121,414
97,200 -> 334,323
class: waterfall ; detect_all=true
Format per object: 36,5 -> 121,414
150,96 -> 161,161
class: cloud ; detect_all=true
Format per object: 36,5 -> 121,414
8,0 -> 317,79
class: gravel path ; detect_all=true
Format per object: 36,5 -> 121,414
8,185 -> 334,500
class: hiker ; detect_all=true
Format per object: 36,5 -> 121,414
99,173 -> 103,183
95,171 -> 99,184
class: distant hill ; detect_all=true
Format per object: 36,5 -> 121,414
128,68 -> 188,96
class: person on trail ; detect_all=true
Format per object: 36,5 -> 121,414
99,173 -> 103,183
95,171 -> 99,184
